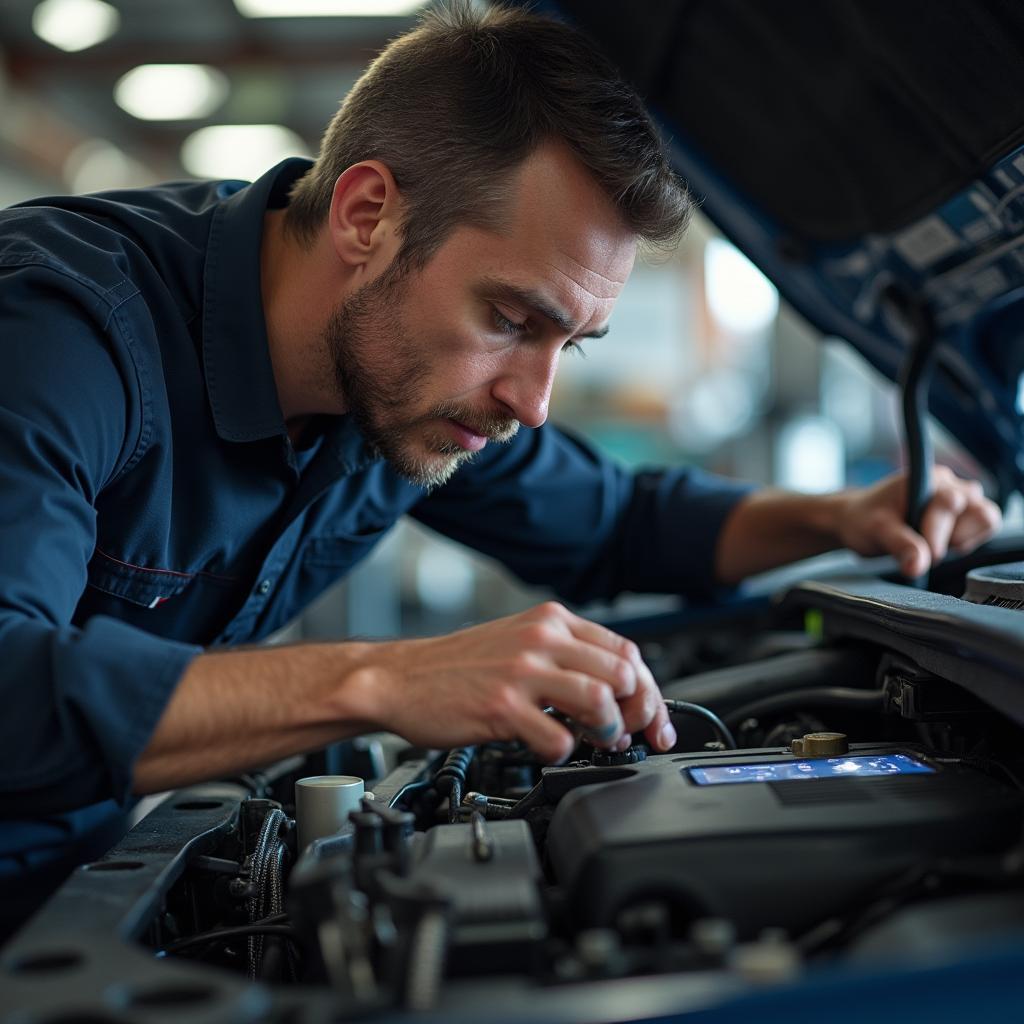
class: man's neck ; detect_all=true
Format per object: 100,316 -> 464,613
260,209 -> 349,425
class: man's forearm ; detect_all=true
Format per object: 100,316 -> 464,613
132,600 -> 684,796
132,642 -> 380,794
714,488 -> 846,586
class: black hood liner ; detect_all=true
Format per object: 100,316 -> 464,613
557,0 -> 1024,241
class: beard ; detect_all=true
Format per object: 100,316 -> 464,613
323,268 -> 519,490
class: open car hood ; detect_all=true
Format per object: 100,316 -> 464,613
536,0 -> 1024,498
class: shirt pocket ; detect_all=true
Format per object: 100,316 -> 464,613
302,523 -> 391,570
85,550 -> 194,609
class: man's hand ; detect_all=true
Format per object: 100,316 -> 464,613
834,465 -> 1001,577
716,465 -> 1002,585
353,601 -> 674,763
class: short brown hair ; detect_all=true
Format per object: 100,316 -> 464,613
285,2 -> 691,272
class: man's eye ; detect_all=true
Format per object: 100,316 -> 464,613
493,307 -> 527,335
561,340 -> 587,359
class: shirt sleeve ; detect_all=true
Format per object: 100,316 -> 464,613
410,422 -> 756,605
0,264 -> 201,817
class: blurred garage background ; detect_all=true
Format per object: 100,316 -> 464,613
0,0 -> 985,641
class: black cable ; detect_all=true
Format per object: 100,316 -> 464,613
465,792 -> 518,807
435,747 -> 475,824
159,923 -> 299,956
389,778 -> 435,813
268,836 -> 297,980
724,687 -> 885,730
900,313 -> 937,536
663,699 -> 736,749
448,777 -> 463,824
247,806 -> 291,979
460,792 -> 517,820
476,801 -> 514,820
885,284 -> 938,588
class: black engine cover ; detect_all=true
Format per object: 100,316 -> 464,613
545,745 -> 1024,939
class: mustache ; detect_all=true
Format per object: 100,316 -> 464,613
430,400 -> 519,442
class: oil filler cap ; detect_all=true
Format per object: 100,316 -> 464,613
591,746 -> 648,767
790,732 -> 848,757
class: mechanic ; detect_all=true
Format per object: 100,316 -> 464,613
0,3 -> 1000,939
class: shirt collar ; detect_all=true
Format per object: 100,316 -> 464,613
201,158 -> 312,443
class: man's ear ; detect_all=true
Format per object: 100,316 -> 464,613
327,160 -> 403,271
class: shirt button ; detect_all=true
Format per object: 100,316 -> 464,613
256,578 -> 273,596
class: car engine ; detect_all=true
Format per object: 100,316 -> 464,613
6,556 -> 1024,1023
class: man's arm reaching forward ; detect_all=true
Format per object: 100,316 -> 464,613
132,601 -> 675,793
715,465 -> 1001,585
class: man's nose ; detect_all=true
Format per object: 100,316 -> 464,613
491,347 -> 559,429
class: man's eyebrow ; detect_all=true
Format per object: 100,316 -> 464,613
479,278 -> 610,340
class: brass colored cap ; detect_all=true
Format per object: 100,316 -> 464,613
801,732 -> 848,757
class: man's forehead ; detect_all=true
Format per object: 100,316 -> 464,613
496,140 -> 638,290
541,248 -> 634,301
522,240 -> 634,336
479,234 -> 634,337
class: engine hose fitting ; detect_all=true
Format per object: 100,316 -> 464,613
436,747 -> 476,824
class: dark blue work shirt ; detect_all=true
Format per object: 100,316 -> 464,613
0,158 -> 752,934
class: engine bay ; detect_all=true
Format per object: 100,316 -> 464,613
6,554 -> 1024,1023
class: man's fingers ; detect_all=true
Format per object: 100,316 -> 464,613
918,472 -> 1001,561
951,527 -> 997,555
556,606 -> 652,697
518,604 -> 665,752
617,664 -> 665,735
948,495 -> 1001,552
557,607 -> 672,747
530,671 -> 626,747
642,699 -> 676,753
545,637 -> 638,700
845,469 -> 1000,575
872,516 -> 932,577
518,704 -> 577,763
919,485 -> 968,561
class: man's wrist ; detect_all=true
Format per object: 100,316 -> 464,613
715,487 -> 851,585
799,489 -> 850,545
316,640 -> 391,734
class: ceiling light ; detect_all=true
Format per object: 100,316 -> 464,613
704,238 -> 779,335
234,0 -> 428,16
114,65 -> 229,122
180,124 -> 309,181
32,0 -> 120,52
64,139 -> 150,194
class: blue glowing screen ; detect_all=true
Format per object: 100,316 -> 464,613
688,753 -> 935,786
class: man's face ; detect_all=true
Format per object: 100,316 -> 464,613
324,143 -> 637,489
